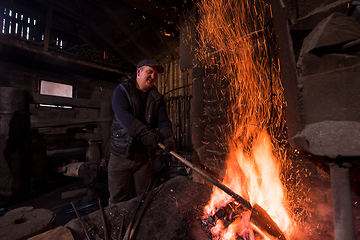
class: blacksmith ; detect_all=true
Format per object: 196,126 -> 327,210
108,59 -> 176,205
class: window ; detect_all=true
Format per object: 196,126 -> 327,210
2,7 -> 64,45
2,7 -> 36,40
39,79 -> 73,108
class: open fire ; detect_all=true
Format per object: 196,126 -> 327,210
196,0 -> 296,239
202,129 -> 293,239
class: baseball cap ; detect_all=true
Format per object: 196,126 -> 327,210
137,59 -> 164,73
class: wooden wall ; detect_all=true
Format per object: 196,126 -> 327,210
0,58 -> 118,193
0,61 -> 116,128
156,59 -> 193,153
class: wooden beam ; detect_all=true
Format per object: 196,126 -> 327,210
38,0 -> 87,25
39,0 -> 138,67
148,19 -> 178,60
103,5 -> 153,59
87,0 -> 153,60
89,23 -> 137,67
90,0 -> 179,62
44,5 -> 52,51
122,0 -> 178,27
0,0 -> 79,38
0,0 -> 47,21
32,93 -> 101,109
77,33 -> 99,50
0,34 -> 129,75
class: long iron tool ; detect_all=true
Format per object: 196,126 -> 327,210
122,178 -> 155,240
158,143 -> 287,240
71,201 -> 92,240
98,198 -> 110,240
128,178 -> 158,240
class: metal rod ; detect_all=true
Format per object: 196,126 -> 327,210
117,215 -> 125,240
158,143 -> 252,210
71,202 -> 92,240
129,178 -> 158,240
123,181 -> 152,240
34,121 -> 98,130
98,198 -> 110,240
122,198 -> 142,240
164,84 -> 192,95
66,203 -> 94,213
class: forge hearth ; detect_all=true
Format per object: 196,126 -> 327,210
65,176 -> 213,240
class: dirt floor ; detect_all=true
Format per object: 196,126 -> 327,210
0,172 -> 109,228
0,155 -> 206,240
1,155 -> 360,240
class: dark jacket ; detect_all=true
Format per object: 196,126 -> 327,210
110,78 -> 164,158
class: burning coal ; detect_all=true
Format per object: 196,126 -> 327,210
196,0 -> 297,239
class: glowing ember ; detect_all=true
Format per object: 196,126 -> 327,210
196,0 -> 295,239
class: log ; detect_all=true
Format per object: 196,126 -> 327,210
61,188 -> 88,199
28,226 -> 74,240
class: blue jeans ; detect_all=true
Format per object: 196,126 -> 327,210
108,152 -> 153,205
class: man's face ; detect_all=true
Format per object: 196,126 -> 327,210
136,66 -> 158,92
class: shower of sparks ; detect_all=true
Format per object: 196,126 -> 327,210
195,0 -> 307,239
196,0 -> 284,142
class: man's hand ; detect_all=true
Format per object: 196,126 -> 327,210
164,137 -> 177,152
142,131 -> 160,149
127,119 -> 160,148
160,126 -> 177,152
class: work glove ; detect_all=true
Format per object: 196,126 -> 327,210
159,126 -> 177,152
127,119 -> 160,149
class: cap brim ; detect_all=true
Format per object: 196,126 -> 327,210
137,60 -> 164,73
145,64 -> 164,73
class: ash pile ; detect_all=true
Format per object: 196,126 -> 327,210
65,175 -> 213,240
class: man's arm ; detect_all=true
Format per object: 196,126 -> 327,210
112,86 -> 135,130
112,85 -> 159,148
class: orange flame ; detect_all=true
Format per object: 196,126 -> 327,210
196,0 -> 295,239
204,129 -> 293,239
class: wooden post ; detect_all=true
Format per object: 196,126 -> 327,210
44,5 -> 52,51
269,0 -> 302,138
